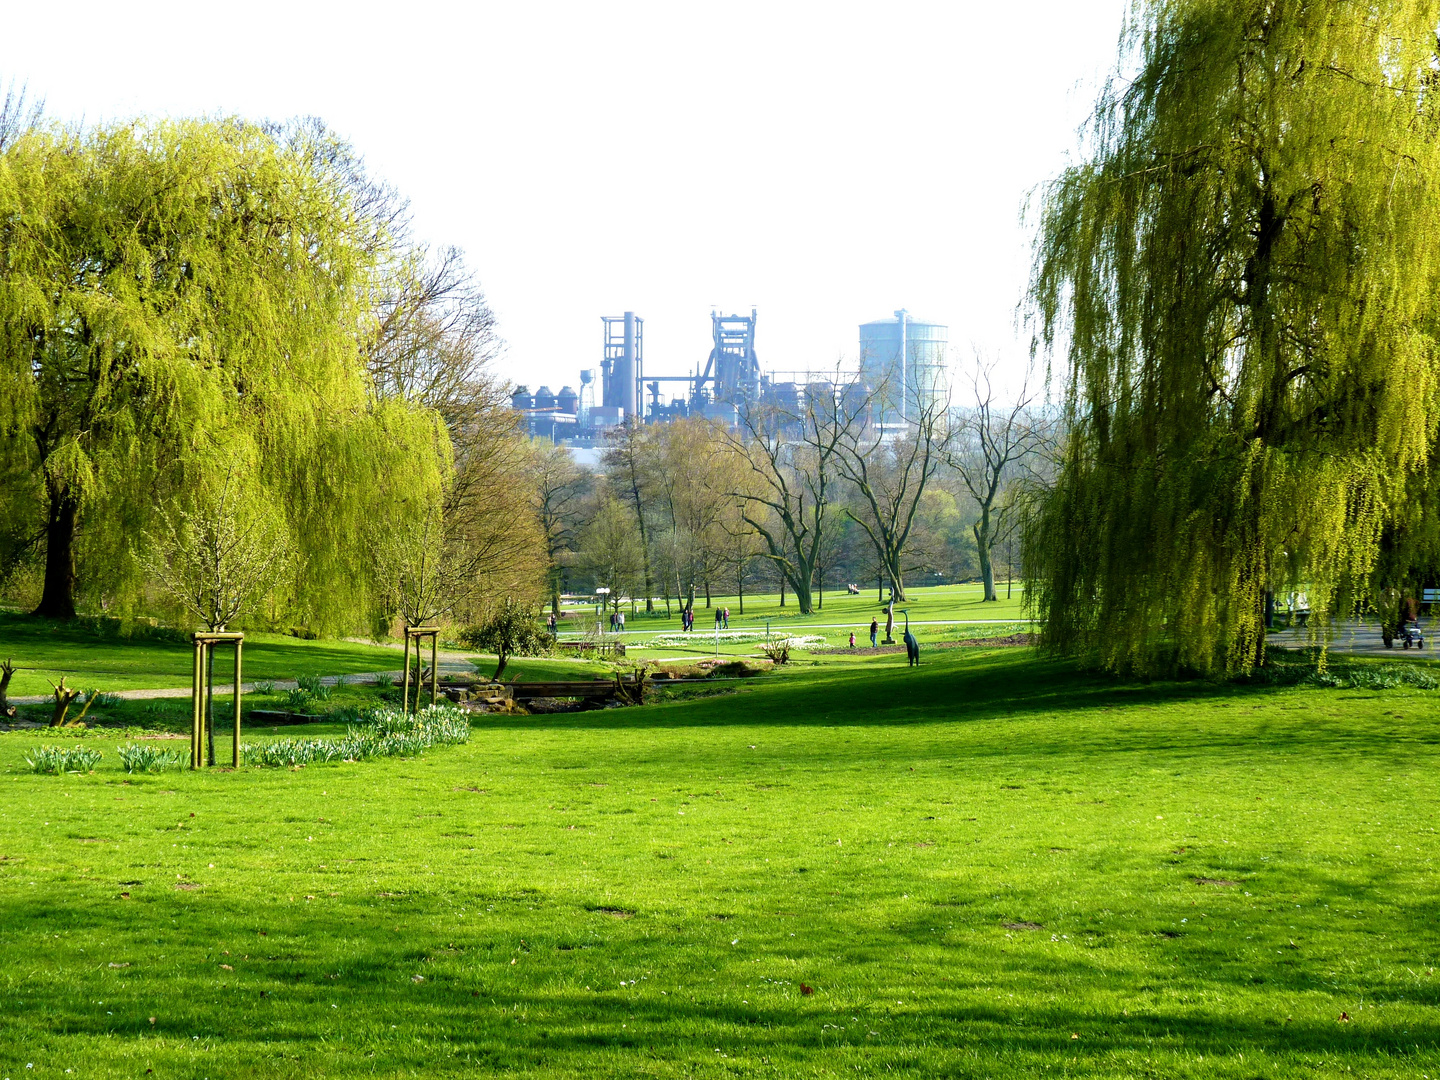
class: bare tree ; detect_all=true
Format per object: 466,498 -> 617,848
602,423 -> 660,613
726,371 -> 862,615
0,79 -> 42,152
835,392 -> 950,602
944,356 -> 1052,602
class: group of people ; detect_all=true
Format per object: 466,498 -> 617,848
608,610 -> 626,633
679,606 -> 730,632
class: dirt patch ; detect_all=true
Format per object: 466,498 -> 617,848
588,906 -> 635,919
1003,921 -> 1044,931
1195,877 -> 1238,887
173,882 -> 202,891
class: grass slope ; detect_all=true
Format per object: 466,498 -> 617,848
1,649 -> 1437,1077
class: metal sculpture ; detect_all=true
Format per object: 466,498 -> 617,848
902,610 -> 920,667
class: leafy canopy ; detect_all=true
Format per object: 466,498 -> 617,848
1027,0 -> 1440,675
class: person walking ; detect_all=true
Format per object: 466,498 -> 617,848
714,607 -> 723,631
848,631 -> 856,648
547,611 -> 557,636
869,618 -> 878,648
617,612 -> 625,633
722,606 -> 730,629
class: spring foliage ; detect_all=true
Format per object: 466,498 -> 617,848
0,118 -> 446,627
1027,0 -> 1440,676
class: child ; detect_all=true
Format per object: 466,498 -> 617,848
848,631 -> 856,648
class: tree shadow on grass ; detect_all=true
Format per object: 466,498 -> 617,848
6,886 -> 1434,1073
465,651 -> 1440,766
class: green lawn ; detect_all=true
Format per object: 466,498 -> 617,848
1,647 -> 1437,1077
564,581 -> 1030,636
0,615 -> 618,700
0,615 -> 408,698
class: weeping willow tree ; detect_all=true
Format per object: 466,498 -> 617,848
0,118 -> 445,627
1026,0 -> 1440,676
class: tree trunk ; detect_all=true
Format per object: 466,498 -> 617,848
878,571 -> 883,601
738,566 -> 745,615
779,576 -> 786,607
34,487 -> 79,619
887,554 -> 907,602
974,516 -> 997,602
816,568 -> 823,609
705,581 -> 711,608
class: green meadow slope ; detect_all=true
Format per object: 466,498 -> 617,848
1,648 -> 1437,1077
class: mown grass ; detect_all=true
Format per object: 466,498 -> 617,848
562,581 -> 1030,635
0,615 -> 407,698
1,647 -> 1437,1077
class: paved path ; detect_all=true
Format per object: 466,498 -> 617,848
1268,620 -> 1436,657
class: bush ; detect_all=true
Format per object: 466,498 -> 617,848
241,704 -> 469,768
252,680 -> 276,695
458,600 -> 552,679
116,742 -> 186,774
285,687 -> 314,710
373,672 -> 395,689
25,745 -> 103,774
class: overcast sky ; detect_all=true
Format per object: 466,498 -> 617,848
1,0 -> 1129,399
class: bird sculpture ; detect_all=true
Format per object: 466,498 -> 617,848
902,609 -> 919,666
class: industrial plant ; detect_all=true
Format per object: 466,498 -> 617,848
510,309 -> 948,444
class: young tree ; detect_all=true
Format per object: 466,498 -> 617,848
575,493 -> 645,622
945,357 -> 1050,602
459,599 -> 551,681
1028,0 -> 1440,675
145,457 -> 293,763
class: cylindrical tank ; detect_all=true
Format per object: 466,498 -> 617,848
615,312 -> 638,417
858,310 -> 948,424
510,385 -> 533,411
557,385 -> 578,414
533,385 -> 556,410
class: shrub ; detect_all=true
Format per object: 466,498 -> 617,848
458,600 -> 552,679
241,704 -> 470,768
252,680 -> 277,695
25,745 -> 103,774
285,687 -> 314,710
761,640 -> 791,665
373,672 -> 395,689
116,743 -> 186,774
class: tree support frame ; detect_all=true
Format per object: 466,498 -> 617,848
191,631 -> 244,769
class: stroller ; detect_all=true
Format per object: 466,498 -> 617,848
1400,620 -> 1426,649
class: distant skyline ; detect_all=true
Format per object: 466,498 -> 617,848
0,0 -> 1130,399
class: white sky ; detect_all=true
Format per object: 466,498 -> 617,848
0,0 -> 1129,399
